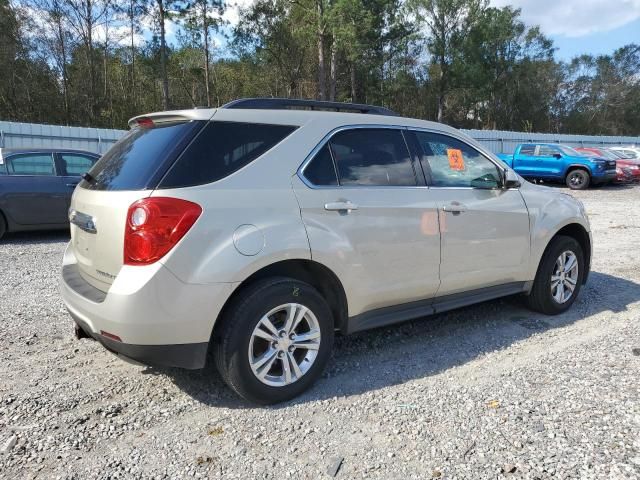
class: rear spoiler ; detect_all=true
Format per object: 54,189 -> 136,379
128,109 -> 216,128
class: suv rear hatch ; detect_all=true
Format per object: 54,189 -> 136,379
70,114 -> 208,291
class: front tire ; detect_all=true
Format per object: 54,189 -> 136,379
526,235 -> 584,315
0,212 -> 6,240
566,169 -> 590,190
214,277 -> 334,404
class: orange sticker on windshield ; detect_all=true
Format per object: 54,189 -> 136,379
447,149 -> 465,170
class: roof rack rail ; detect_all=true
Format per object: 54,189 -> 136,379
221,98 -> 397,116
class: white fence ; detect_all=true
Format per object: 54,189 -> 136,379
0,121 -> 122,154
0,120 -> 638,155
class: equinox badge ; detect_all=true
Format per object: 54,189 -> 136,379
69,209 -> 97,234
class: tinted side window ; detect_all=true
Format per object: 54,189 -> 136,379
6,153 -> 55,176
329,129 -> 416,186
519,144 -> 536,155
414,132 -> 502,188
160,122 -> 297,188
59,153 -> 97,176
303,145 -> 338,186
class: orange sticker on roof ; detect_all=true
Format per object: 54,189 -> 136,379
447,149 -> 465,170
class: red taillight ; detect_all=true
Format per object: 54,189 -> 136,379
135,117 -> 155,128
124,197 -> 202,266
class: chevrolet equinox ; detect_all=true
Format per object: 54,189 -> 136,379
60,98 -> 592,404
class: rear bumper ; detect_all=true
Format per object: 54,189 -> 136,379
59,243 -> 236,369
70,311 -> 208,369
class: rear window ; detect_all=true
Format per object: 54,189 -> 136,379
159,121 -> 297,188
79,121 -> 202,191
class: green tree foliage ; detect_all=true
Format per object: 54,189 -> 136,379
0,0 -> 638,134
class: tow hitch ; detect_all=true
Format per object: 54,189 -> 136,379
74,324 -> 92,340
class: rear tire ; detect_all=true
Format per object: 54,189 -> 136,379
214,277 -> 334,404
565,169 -> 590,190
526,235 -> 584,315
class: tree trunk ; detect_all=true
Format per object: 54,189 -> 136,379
316,0 -> 325,100
86,0 -> 95,123
350,61 -> 356,101
56,14 -> 70,125
437,52 -> 445,123
158,0 -> 170,110
129,0 -> 136,110
202,2 -> 211,107
329,35 -> 337,101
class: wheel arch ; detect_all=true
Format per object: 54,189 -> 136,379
211,259 -> 349,344
565,164 -> 592,176
539,223 -> 591,286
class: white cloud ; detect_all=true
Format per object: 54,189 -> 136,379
490,0 -> 640,37
223,0 -> 255,25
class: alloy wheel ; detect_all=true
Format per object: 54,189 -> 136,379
550,250 -> 579,304
248,303 -> 321,387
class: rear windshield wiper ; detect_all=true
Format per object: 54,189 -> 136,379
81,172 -> 97,185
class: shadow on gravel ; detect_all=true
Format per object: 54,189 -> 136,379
0,230 -> 70,245
164,271 -> 640,408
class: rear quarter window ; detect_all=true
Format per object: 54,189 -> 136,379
159,122 -> 297,189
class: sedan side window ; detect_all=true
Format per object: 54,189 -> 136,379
413,132 -> 502,188
58,153 -> 97,176
329,129 -> 416,186
6,153 -> 55,176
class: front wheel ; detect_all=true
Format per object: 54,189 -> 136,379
214,277 -> 334,404
566,169 -> 590,190
526,235 -> 585,315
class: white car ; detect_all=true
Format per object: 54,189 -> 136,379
610,146 -> 640,159
60,98 -> 592,404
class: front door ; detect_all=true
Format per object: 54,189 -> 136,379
292,127 -> 441,317
55,152 -> 99,215
411,131 -> 531,296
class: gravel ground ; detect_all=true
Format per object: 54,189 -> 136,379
1,184 -> 640,479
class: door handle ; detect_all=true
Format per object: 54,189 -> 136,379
66,182 -> 79,188
324,201 -> 358,212
442,203 -> 467,214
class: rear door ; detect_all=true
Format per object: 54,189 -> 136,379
511,144 -> 537,176
535,145 -> 564,177
2,152 -> 69,225
293,127 -> 441,316
55,152 -> 99,215
410,130 -> 530,296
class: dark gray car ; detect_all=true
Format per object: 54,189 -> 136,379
0,148 -> 99,238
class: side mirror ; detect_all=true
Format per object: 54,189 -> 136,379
503,169 -> 521,189
553,153 -> 562,159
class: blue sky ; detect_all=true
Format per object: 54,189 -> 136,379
491,0 -> 640,60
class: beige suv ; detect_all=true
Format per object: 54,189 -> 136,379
59,99 -> 592,404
